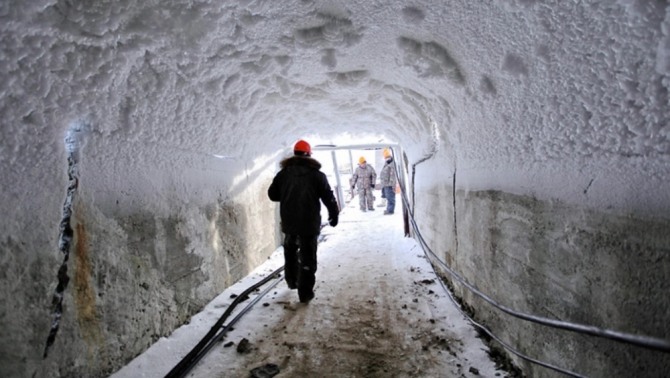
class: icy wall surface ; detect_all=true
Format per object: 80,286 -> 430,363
1,0 -> 668,376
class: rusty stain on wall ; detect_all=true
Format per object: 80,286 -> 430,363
74,223 -> 104,354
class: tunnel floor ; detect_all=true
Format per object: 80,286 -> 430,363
112,199 -> 505,377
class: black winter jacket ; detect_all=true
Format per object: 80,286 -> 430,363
268,156 -> 339,235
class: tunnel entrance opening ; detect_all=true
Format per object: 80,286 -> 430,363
311,142 -> 408,233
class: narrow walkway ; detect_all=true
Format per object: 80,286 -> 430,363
112,199 -> 503,377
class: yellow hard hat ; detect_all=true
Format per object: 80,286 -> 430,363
383,148 -> 391,158
358,156 -> 366,164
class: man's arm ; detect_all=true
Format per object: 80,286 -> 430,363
318,173 -> 340,226
268,173 -> 281,202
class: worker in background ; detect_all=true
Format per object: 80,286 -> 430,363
268,139 -> 339,303
350,156 -> 377,212
379,148 -> 396,215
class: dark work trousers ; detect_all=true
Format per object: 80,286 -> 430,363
283,234 -> 318,297
383,186 -> 396,213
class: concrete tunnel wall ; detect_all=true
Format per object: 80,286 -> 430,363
414,150 -> 670,378
1,1 -> 669,377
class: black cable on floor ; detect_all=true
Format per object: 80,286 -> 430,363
165,266 -> 284,378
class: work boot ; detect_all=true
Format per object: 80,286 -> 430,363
299,290 -> 315,303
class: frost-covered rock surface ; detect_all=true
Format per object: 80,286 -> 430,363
1,1 -> 668,377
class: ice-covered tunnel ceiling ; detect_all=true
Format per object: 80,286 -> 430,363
1,0 -> 669,217
2,2 -> 670,376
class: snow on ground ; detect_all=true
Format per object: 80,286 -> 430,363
111,196 -> 504,378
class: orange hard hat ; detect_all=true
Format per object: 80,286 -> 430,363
294,139 -> 311,156
358,156 -> 366,164
383,148 -> 391,158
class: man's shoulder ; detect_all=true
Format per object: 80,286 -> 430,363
280,156 -> 322,170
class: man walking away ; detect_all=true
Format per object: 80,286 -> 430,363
268,139 -> 339,303
379,148 -> 396,215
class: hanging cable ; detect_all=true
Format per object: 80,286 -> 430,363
431,264 -> 586,378
395,169 -> 670,353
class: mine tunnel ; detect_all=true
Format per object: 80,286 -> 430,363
1,1 -> 669,377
